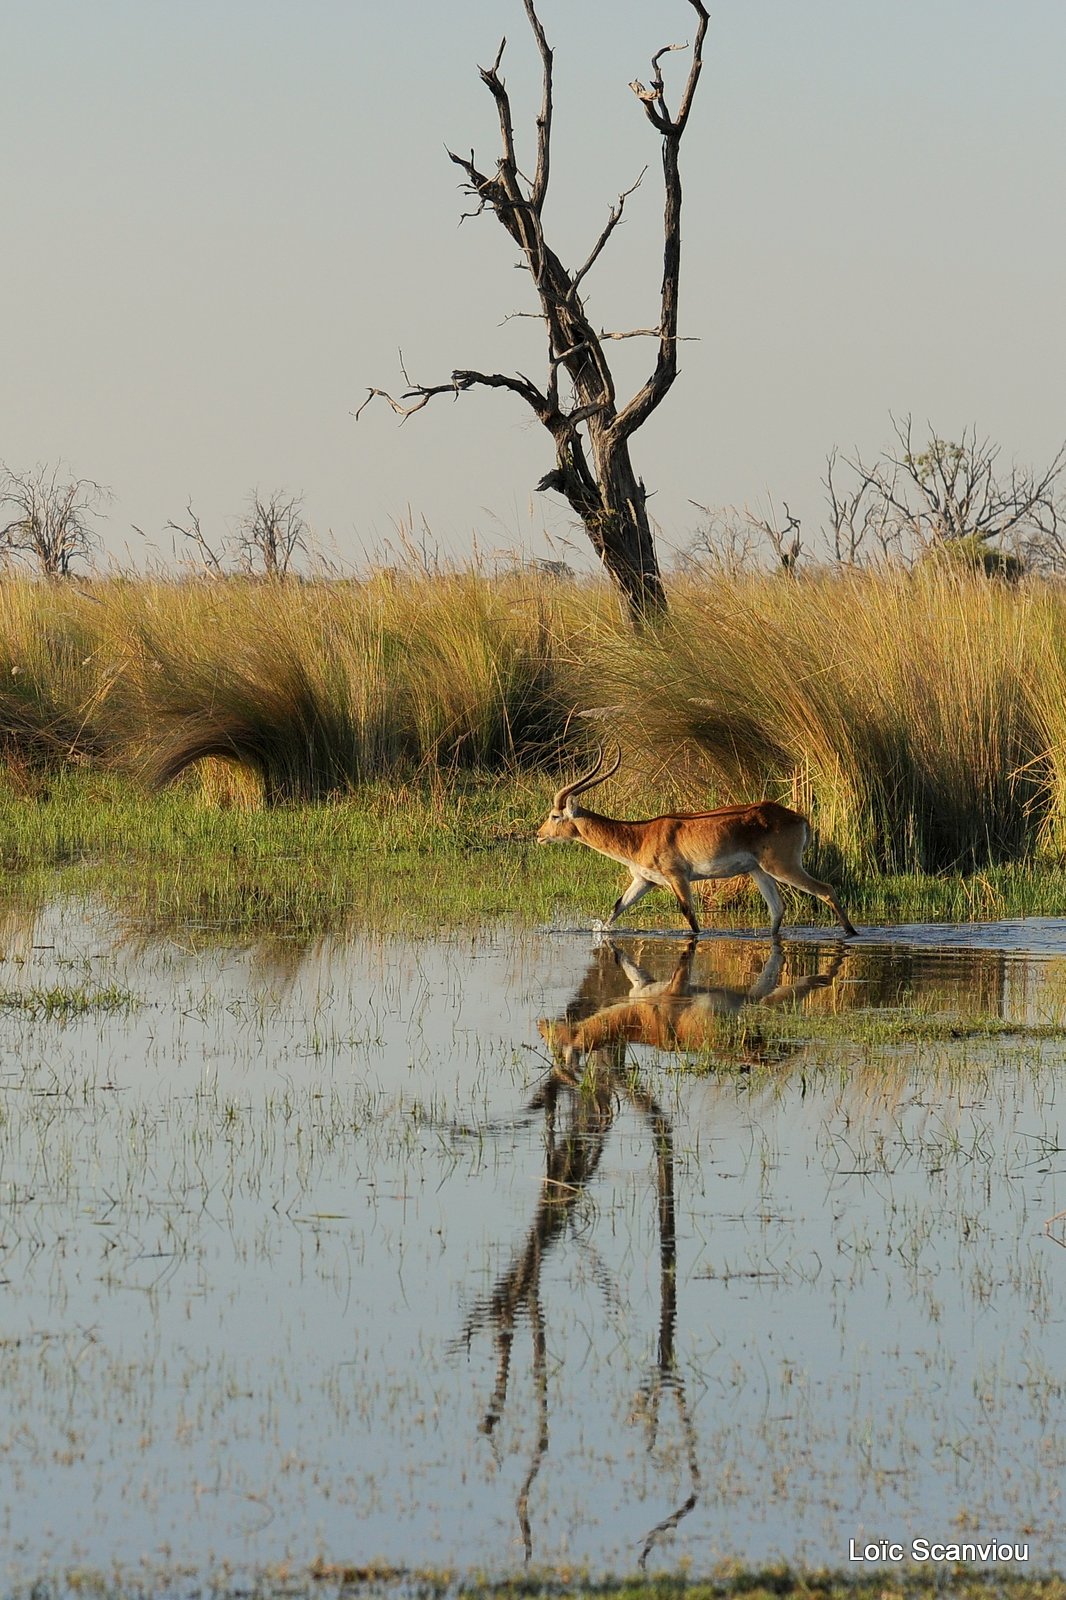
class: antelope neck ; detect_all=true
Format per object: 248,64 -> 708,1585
571,809 -> 646,859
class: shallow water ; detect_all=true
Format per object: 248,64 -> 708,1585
1,902 -> 1065,1585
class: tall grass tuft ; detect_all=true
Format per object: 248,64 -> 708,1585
0,581 -> 112,774
92,572 -> 576,800
580,567 -> 1052,874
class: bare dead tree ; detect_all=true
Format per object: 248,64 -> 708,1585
868,416 -> 1065,570
688,498 -> 801,575
743,498 -> 802,574
684,502 -> 762,577
357,1 -> 710,623
237,490 -> 308,579
823,448 -> 899,566
163,501 -> 225,575
0,462 -> 108,577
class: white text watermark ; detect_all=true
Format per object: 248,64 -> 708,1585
849,1539 -> 1029,1564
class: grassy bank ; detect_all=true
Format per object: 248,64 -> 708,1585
3,768 -> 1066,942
4,566 -> 1066,883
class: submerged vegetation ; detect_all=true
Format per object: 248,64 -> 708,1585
3,565 -> 1066,902
7,1574 -> 1066,1600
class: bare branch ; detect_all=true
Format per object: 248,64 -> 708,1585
164,500 -> 224,575
630,2 -> 710,135
599,328 -> 699,342
521,1 -> 553,213
354,383 -> 453,423
356,360 -> 550,427
478,41 -> 521,204
613,2 -> 710,442
650,42 -> 688,120
571,168 -> 647,293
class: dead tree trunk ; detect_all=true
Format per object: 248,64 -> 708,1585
358,1 -> 710,624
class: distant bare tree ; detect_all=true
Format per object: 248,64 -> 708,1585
687,498 -> 802,575
164,500 -> 225,576
358,0 -> 711,623
727,424 -> 1066,575
743,499 -> 802,574
684,503 -> 761,577
237,491 -> 308,579
0,462 -> 108,576
823,448 -> 900,566
861,417 -> 1065,573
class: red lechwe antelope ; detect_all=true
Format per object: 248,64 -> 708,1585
536,747 -> 857,939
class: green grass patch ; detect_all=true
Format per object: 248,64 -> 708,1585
3,769 -> 1066,942
0,982 -> 138,1021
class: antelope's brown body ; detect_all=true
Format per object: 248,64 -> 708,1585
537,748 -> 856,939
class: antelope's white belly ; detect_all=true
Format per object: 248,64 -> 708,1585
601,844 -> 759,884
689,851 -> 758,880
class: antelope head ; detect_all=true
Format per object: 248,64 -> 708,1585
537,745 -> 622,842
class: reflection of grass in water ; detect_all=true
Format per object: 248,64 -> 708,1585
748,1007 -> 1066,1048
6,769 -> 1066,944
670,1014 -> 1066,1097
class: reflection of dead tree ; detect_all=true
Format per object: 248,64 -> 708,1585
626,1068 -> 702,1568
458,1067 -> 616,1560
458,1049 -> 700,1565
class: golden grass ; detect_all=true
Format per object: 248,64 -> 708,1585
584,567 -> 1058,872
2,564 -> 1066,875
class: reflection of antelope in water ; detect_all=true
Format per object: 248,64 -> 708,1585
459,938 -> 847,1563
458,1050 -> 700,1568
540,936 -> 845,1070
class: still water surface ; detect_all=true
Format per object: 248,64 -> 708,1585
1,901 -> 1065,1582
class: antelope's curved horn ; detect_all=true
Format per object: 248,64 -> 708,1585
554,744 -> 622,813
553,747 -> 603,813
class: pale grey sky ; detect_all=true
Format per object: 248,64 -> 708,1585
5,1 -> 1065,572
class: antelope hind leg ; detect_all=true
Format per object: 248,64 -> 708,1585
772,863 -> 857,938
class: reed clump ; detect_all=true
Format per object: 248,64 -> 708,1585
77,570 -> 580,800
0,580 -> 113,773
582,566 -> 1060,875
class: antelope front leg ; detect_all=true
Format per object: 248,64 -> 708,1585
664,873 -> 701,935
607,873 -> 655,927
